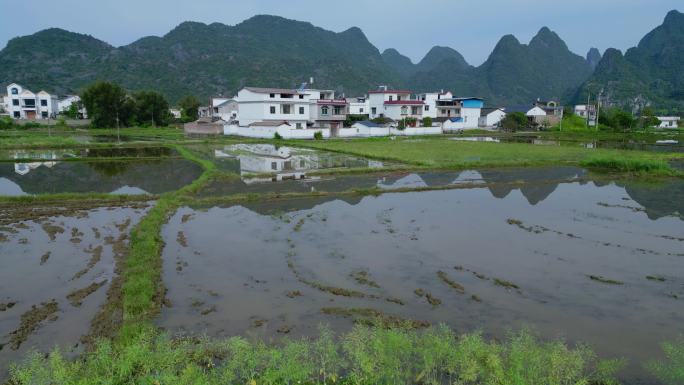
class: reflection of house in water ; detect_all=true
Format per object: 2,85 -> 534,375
13,152 -> 58,176
214,144 -> 383,183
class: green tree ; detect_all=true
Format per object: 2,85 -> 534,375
81,81 -> 128,128
639,106 -> 660,129
61,102 -> 81,119
133,91 -> 170,127
178,95 -> 201,123
422,117 -> 433,127
501,112 -> 528,132
599,108 -> 636,132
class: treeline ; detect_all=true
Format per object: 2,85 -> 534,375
500,106 -> 667,133
81,81 -> 202,128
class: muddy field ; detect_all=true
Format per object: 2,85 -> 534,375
160,174 -> 683,381
0,203 -> 149,375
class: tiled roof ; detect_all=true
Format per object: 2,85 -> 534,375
248,120 -> 292,127
384,100 -> 424,105
368,90 -> 411,94
243,87 -> 303,94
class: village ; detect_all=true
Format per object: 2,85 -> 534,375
1,82 -> 680,138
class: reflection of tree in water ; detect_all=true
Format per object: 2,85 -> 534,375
88,161 -> 136,177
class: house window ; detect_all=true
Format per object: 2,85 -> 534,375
320,93 -> 325,99
371,107 -> 377,115
389,96 -> 393,102
296,123 -> 302,129
24,99 -> 35,107
13,111 -> 20,118
321,106 -> 329,116
41,111 -> 48,118
360,108 -> 364,113
299,107 -> 305,115
424,105 -> 430,111
270,106 -> 276,114
334,106 -> 343,115
11,88 -> 18,95
300,159 -> 305,168
271,162 -> 278,170
411,106 -> 419,115
41,99 -> 48,107
397,95 -> 402,101
282,104 -> 292,114
299,95 -> 304,99
12,99 -> 19,106
270,93 -> 275,98
401,106 -> 408,115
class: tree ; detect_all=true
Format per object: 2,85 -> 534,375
639,106 -> 660,129
133,91 -> 170,127
422,117 -> 433,127
178,95 -> 201,123
500,112 -> 528,132
599,108 -> 636,132
81,81 -> 127,128
61,102 -> 81,119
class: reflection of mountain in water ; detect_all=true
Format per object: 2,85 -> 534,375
480,167 -> 586,205
0,160 -> 203,195
614,180 -> 684,220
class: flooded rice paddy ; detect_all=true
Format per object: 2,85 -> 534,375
161,166 -> 683,381
1,141 -> 682,382
0,202 -> 149,372
452,135 -> 684,152
0,157 -> 202,196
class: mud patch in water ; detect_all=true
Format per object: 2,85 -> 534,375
0,203 -> 149,377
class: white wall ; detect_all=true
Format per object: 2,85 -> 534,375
479,109 -> 506,128
461,108 -> 481,128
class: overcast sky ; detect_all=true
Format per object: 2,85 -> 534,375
0,0 -> 680,65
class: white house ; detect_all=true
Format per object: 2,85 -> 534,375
237,87 -> 313,130
213,98 -> 238,122
57,95 -> 87,118
347,96 -> 369,116
5,83 -> 58,119
437,97 -> 484,130
657,116 -> 680,129
574,104 -> 597,126
478,108 -> 506,128
307,89 -> 349,132
417,91 -> 453,119
368,87 -> 423,121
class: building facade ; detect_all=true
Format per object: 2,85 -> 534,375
5,83 -> 58,119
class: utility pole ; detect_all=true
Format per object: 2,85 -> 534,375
596,89 -> 603,129
116,109 -> 121,144
586,93 -> 590,129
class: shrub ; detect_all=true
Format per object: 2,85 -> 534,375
274,132 -> 283,140
313,131 -> 323,140
422,117 -> 433,127
9,325 -> 624,385
0,116 -> 14,129
501,112 -> 528,132
646,337 -> 684,385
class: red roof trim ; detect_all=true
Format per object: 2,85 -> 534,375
368,90 -> 412,94
384,100 -> 425,105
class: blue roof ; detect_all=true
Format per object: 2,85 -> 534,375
355,120 -> 382,128
449,117 -> 464,122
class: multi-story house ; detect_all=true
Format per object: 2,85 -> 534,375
5,83 -> 58,119
307,89 -> 348,132
236,87 -> 349,132
346,96 -> 369,116
418,91 -> 453,119
368,87 -> 424,122
237,87 -> 313,130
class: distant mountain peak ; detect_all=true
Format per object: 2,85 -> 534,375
418,46 -> 468,70
529,27 -> 568,51
664,9 -> 684,24
586,48 -> 602,70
